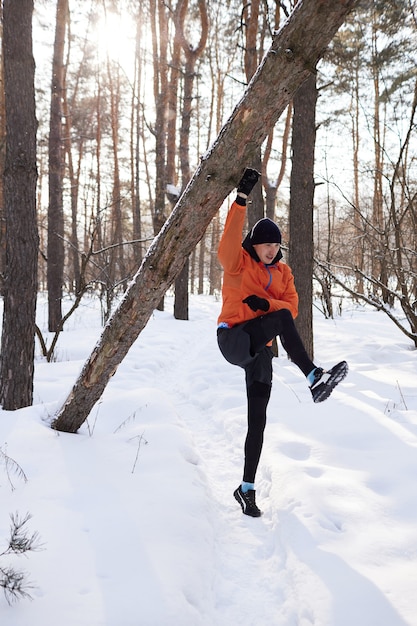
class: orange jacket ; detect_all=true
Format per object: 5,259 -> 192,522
217,201 -> 299,327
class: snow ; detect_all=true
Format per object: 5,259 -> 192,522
166,183 -> 180,198
1,294 -> 417,625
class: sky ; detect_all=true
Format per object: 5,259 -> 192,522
1,293 -> 417,625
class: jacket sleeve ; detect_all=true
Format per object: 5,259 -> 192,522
217,201 -> 246,273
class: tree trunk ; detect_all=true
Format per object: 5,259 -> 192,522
62,9 -> 83,293
52,0 -> 358,433
47,0 -> 67,331
263,102 -> 293,220
243,0 -> 264,226
132,37 -> 142,265
0,0 -> 38,410
150,0 -> 169,311
174,0 -> 208,320
209,215 -> 221,295
0,5 -> 6,295
198,236 -> 205,294
173,260 -> 189,319
289,73 -> 317,360
107,63 -> 125,292
351,57 -> 364,293
62,82 -> 81,293
150,0 -> 169,238
131,6 -> 145,266
370,19 -> 389,303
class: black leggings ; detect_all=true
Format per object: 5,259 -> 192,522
217,309 -> 315,384
218,309 -> 316,483
243,381 -> 271,483
242,309 -> 315,376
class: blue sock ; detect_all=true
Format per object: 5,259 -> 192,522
241,481 -> 255,493
307,368 -> 317,385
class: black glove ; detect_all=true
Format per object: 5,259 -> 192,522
237,168 -> 261,196
243,295 -> 270,312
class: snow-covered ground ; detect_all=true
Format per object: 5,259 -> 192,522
1,294 -> 417,625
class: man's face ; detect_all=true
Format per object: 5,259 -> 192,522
253,242 -> 280,265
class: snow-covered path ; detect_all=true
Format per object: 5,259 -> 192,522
1,295 -> 417,625
134,297 -> 417,625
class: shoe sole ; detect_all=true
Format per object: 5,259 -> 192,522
312,361 -> 348,403
233,488 -> 262,517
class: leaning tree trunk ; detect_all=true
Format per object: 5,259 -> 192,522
52,0 -> 358,433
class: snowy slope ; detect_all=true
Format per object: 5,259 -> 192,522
1,294 -> 416,625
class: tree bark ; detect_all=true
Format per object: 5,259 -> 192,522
289,73 -> 317,360
243,0 -> 264,226
47,0 -> 67,331
0,0 -> 38,409
132,15 -> 144,266
0,5 -> 6,294
263,102 -> 293,220
150,0 -> 170,311
52,0 -> 358,433
174,0 -> 208,320
107,62 -> 125,291
150,0 -> 169,237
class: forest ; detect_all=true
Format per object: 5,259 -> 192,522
0,0 -> 416,417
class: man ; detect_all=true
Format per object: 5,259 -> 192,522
217,168 -> 348,517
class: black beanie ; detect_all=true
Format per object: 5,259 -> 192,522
250,218 -> 281,245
